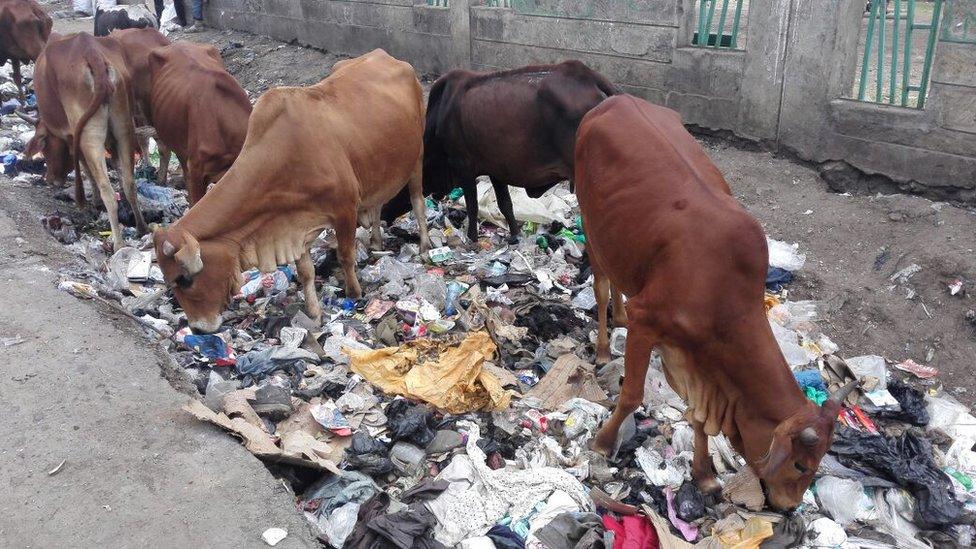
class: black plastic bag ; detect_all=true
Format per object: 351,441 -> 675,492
877,381 -> 929,426
675,481 -> 706,522
830,428 -> 961,527
385,400 -> 436,447
345,432 -> 393,476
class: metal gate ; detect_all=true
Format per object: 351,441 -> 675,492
856,0 -> 944,108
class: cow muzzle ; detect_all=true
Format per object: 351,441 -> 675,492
189,315 -> 223,334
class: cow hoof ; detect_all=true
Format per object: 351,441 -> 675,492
506,235 -> 519,245
595,352 -> 611,366
589,438 -> 613,459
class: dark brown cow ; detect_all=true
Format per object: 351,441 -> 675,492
382,61 -> 616,242
147,41 -> 251,204
0,0 -> 51,100
26,33 -> 145,250
577,95 -> 857,511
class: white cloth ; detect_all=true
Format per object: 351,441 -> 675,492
426,422 -> 591,546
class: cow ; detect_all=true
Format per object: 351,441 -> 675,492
110,27 -> 175,185
381,61 -> 616,243
20,29 -> 170,189
147,41 -> 251,204
152,49 -> 430,334
26,32 -> 146,250
94,3 -> 158,37
0,0 -> 52,101
577,95 -> 858,511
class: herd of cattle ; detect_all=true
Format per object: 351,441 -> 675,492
2,0 -> 861,514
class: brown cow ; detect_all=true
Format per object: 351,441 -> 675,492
147,41 -> 252,204
577,95 -> 857,511
110,27 -> 174,185
0,0 -> 51,100
153,49 -> 430,333
382,61 -> 616,242
27,32 -> 146,250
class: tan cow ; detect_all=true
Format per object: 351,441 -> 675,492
28,32 -> 145,250
577,95 -> 857,511
0,0 -> 51,100
110,27 -> 174,185
148,41 -> 252,204
153,49 -> 430,333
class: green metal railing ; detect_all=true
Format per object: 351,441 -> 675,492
485,0 -> 511,6
426,0 -> 448,6
856,0 -> 943,108
693,0 -> 746,48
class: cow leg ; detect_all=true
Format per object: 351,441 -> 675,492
594,269 -> 611,365
492,181 -> 521,244
462,182 -> 480,242
156,141 -> 172,187
296,251 -> 322,324
407,158 -> 431,253
368,207 -> 383,251
80,125 -> 124,250
693,420 -> 721,495
112,119 -> 148,235
335,210 -> 363,299
185,163 -> 206,205
12,60 -> 24,102
611,286 -> 628,327
592,322 -> 654,456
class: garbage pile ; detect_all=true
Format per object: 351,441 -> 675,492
4,60 -> 974,547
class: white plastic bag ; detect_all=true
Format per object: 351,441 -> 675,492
816,476 -> 875,527
767,237 -> 806,271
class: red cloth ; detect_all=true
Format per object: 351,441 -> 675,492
602,514 -> 659,549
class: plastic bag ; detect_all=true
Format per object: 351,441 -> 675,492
816,476 -> 874,527
320,502 -> 359,548
769,320 -> 812,368
830,428 -> 962,527
766,238 -> 806,271
876,381 -> 929,426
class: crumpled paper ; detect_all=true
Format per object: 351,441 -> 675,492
345,331 -> 511,414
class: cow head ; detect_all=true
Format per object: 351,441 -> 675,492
154,227 -> 241,334
752,380 -> 859,510
0,0 -> 53,61
22,114 -> 72,185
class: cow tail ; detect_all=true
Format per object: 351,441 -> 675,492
72,50 -> 116,206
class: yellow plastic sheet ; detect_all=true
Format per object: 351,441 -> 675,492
346,331 -> 512,414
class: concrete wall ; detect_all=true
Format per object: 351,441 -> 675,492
204,0 -> 976,202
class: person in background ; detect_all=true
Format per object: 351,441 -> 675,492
185,0 -> 204,31
153,0 -> 186,27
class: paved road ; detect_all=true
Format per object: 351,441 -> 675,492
0,185 -> 316,546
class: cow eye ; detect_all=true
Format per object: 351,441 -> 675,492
175,275 -> 193,288
794,462 -> 810,474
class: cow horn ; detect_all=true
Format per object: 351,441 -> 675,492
161,240 -> 176,257
799,427 -> 819,446
174,232 -> 203,277
827,379 -> 860,404
14,110 -> 38,125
